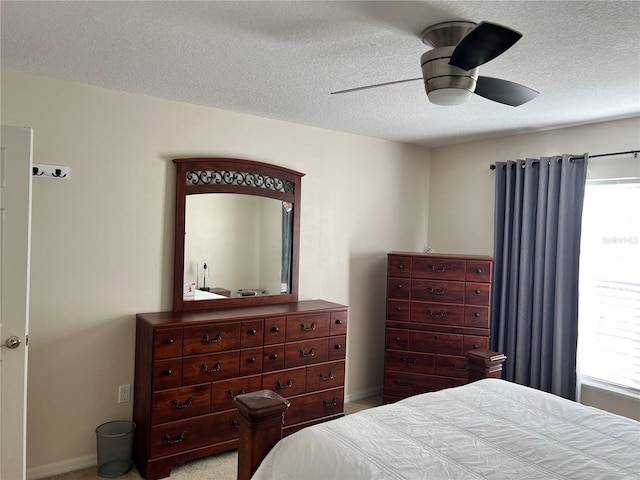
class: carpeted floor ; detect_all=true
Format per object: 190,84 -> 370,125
43,396 -> 381,480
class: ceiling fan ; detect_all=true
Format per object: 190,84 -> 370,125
331,21 -> 539,107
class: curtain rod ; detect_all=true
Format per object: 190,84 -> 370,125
489,150 -> 639,170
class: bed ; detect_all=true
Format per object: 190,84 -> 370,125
247,379 -> 640,480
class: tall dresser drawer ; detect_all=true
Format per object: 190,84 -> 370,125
264,317 -> 286,345
387,300 -> 410,321
465,260 -> 492,282
410,330 -> 463,356
183,323 -> 241,355
410,302 -> 464,326
385,349 -> 435,374
412,258 -> 466,281
411,280 -> 465,304
152,359 -> 182,390
465,283 -> 491,306
387,255 -> 412,278
241,320 -> 264,347
330,311 -> 348,336
384,372 -> 465,397
151,384 -> 211,424
387,278 -> 410,300
153,328 -> 183,359
149,410 -> 239,459
262,344 -> 285,372
306,361 -> 345,392
328,335 -> 346,360
240,347 -> 263,376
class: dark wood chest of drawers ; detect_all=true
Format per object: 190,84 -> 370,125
384,252 -> 492,403
134,300 -> 347,479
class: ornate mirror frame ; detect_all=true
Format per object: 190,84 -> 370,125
173,158 -> 304,313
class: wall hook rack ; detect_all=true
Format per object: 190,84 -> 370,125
32,163 -> 71,179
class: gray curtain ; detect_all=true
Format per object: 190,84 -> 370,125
491,154 -> 588,400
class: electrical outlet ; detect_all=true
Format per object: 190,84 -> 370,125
118,384 -> 131,403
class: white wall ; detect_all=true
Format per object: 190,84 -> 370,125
1,70 -> 430,475
428,116 -> 640,420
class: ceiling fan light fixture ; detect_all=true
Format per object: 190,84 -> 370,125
427,88 -> 473,106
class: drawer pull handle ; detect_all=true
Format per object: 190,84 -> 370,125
473,344 -> 479,349
334,344 -> 343,350
300,322 -> 317,332
401,357 -> 417,366
163,431 -> 187,444
428,309 -> 447,317
248,357 -> 256,363
395,306 -> 402,311
163,370 -> 173,376
475,289 -> 481,294
396,284 -> 403,289
201,361 -> 223,373
449,362 -> 468,372
322,397 -> 338,407
276,378 -> 294,389
476,268 -> 483,273
271,353 -> 279,359
226,386 -> 249,398
299,348 -> 316,358
231,419 -> 239,429
202,332 -> 225,344
248,329 -> 257,335
429,265 -> 449,273
395,336 -> 401,341
271,326 -> 280,333
166,338 -> 174,345
397,264 -> 404,270
335,319 -> 343,325
171,397 -> 194,409
394,380 -> 413,388
474,312 -> 481,318
428,287 -> 448,295
319,370 -> 335,381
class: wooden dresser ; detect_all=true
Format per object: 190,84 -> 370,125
133,300 -> 347,480
383,252 -> 492,403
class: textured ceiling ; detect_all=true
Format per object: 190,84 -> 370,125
2,1 -> 640,148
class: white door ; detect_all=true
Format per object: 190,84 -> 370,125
0,126 -> 32,480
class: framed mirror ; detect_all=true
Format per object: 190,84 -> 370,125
173,158 -> 304,312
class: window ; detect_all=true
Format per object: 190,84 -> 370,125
578,179 -> 640,397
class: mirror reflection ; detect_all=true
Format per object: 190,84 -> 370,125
183,193 -> 293,301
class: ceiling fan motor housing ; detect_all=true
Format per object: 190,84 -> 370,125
421,47 -> 478,105
421,21 -> 478,105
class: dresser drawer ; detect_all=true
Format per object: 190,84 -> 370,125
329,335 -> 346,361
330,311 -> 348,336
385,349 -> 435,374
262,367 -> 306,396
153,328 -> 183,359
240,347 -> 263,376
465,282 -> 491,306
241,319 -> 264,348
412,258 -> 466,281
211,374 -> 262,412
183,322 -> 241,355
412,280 -> 465,304
149,410 -> 239,459
384,372 -> 465,397
464,335 -> 489,352
153,359 -> 182,390
464,306 -> 490,328
387,255 -> 411,278
264,317 -> 286,345
410,302 -> 464,326
435,355 -> 468,378
465,260 -> 492,283
151,384 -> 211,425
285,338 -> 329,368
286,313 -> 330,341
410,330 -> 463,356
262,344 -> 285,372
285,387 -> 344,426
386,328 -> 409,350
182,351 -> 240,385
386,300 -> 410,321
387,277 -> 410,300
306,361 -> 345,392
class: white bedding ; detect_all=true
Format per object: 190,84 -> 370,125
252,379 -> 640,480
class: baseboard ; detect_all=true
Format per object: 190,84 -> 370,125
344,385 -> 383,403
27,454 -> 96,479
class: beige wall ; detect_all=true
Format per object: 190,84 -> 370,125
428,116 -> 640,420
1,70 -> 430,475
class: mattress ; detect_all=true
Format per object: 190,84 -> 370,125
252,379 -> 640,480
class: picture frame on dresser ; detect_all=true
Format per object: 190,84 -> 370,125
132,158 -> 348,480
384,252 -> 493,403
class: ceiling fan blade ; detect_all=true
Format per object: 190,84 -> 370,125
449,22 -> 522,71
474,76 -> 539,106
331,77 -> 423,95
